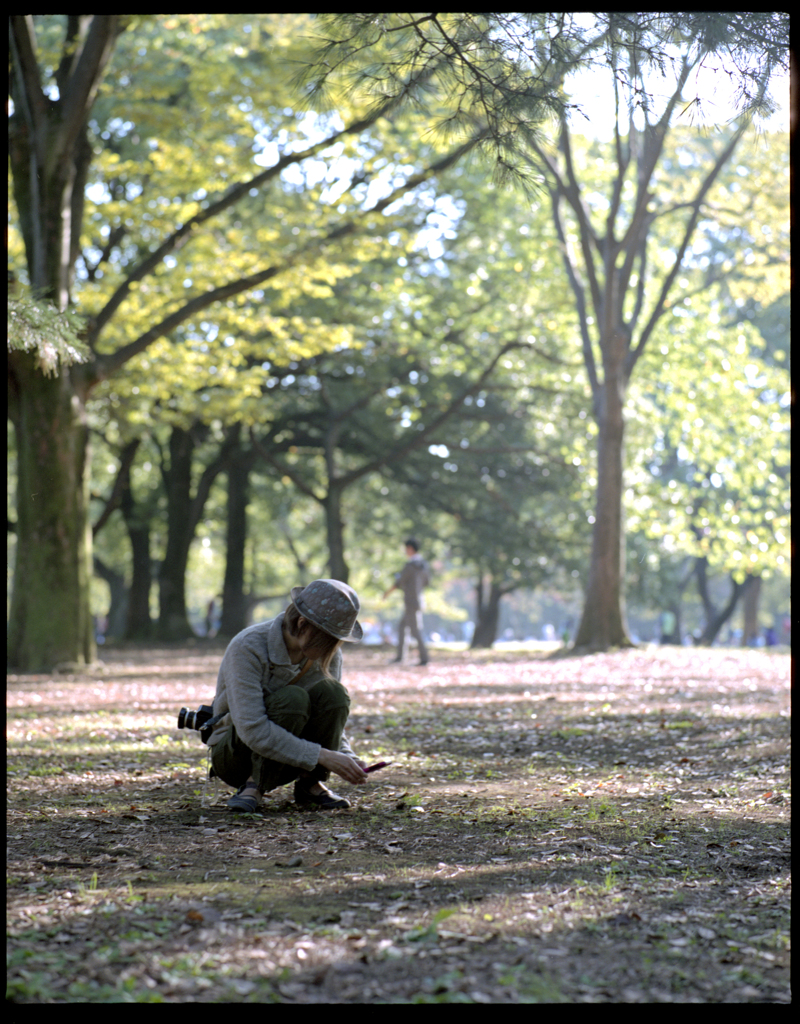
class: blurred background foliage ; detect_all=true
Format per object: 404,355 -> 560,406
8,14 -> 789,657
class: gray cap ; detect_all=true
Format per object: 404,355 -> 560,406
290,579 -> 363,643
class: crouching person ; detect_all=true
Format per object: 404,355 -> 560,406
207,579 -> 368,812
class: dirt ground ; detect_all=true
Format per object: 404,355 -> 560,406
7,642 -> 791,1003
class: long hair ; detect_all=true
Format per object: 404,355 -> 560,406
284,602 -> 342,676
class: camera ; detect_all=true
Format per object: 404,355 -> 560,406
177,704 -> 215,734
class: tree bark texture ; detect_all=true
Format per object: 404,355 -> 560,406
323,484 -> 350,583
8,359 -> 95,668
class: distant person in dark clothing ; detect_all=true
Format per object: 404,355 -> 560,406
383,537 -> 430,666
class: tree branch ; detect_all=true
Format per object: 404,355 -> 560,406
533,170 -> 601,399
92,436 -> 141,537
248,430 -> 322,502
50,16 -> 121,177
625,122 -> 748,377
88,75 -> 441,346
335,338 -> 525,489
8,17 -> 48,142
618,54 -> 694,268
90,129 -> 487,383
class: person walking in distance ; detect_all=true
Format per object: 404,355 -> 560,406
383,537 -> 430,666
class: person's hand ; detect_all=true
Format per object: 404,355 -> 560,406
318,748 -> 368,785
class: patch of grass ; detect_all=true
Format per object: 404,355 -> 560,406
27,765 -> 66,778
552,728 -> 587,739
586,798 -> 619,820
496,963 -> 567,1003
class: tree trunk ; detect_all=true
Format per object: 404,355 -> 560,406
157,427 -> 197,640
92,555 -> 128,639
470,575 -> 503,649
156,424 -> 238,640
323,484 -> 350,583
8,16 -> 121,670
119,461 -> 154,640
573,358 -> 633,650
742,572 -> 762,645
219,432 -> 252,638
8,361 -> 95,669
125,525 -> 154,640
694,559 -> 751,646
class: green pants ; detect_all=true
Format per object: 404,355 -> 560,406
210,678 -> 350,793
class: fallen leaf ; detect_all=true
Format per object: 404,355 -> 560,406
185,906 -> 221,925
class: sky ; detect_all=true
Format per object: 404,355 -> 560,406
564,51 -> 790,141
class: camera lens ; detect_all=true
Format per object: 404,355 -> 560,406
177,704 -> 214,732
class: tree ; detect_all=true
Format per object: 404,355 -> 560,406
117,446 -> 157,639
301,14 -> 790,651
249,336 -> 525,583
217,424 -> 257,638
154,422 -> 246,640
9,16 -> 119,668
390,405 -> 587,648
622,131 -> 790,645
7,14 -> 488,668
241,150 -> 588,603
631,313 -> 789,645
